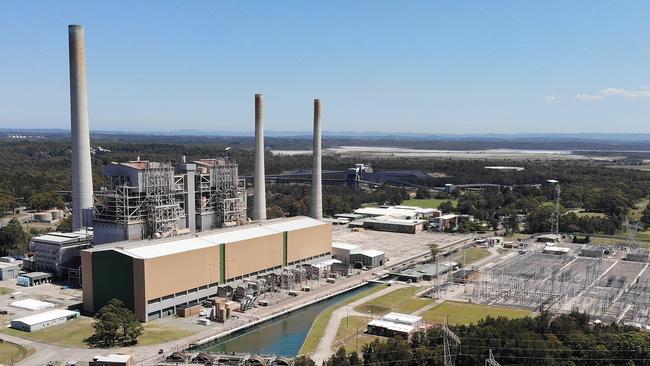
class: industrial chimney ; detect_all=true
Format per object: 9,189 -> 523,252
311,99 -> 323,219
68,25 -> 94,231
253,94 -> 267,221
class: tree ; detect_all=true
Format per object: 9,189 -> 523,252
89,299 -> 143,347
641,205 -> 650,226
294,356 -> 316,366
27,192 -> 64,211
438,200 -> 454,213
56,215 -> 73,232
0,219 -> 30,256
415,188 -> 431,199
0,193 -> 16,215
428,243 -> 440,263
326,347 -> 350,366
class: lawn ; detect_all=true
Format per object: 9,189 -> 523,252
138,322 -> 196,346
0,341 -> 35,364
299,284 -> 388,355
2,316 -> 197,348
421,301 -> 532,325
354,287 -> 431,317
333,316 -> 381,354
401,198 -> 457,209
0,287 -> 12,296
449,247 -> 491,266
2,316 -> 95,348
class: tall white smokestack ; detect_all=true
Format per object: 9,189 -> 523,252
68,25 -> 94,231
311,99 -> 323,219
253,94 -> 267,221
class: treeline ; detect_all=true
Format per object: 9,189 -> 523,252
3,140 -> 650,228
302,311 -> 650,366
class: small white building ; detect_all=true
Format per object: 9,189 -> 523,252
367,312 -> 422,338
90,354 -> 132,366
11,309 -> 79,332
543,246 -> 570,255
10,299 -> 55,311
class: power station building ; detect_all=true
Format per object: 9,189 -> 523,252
81,216 -> 332,322
93,158 -> 247,244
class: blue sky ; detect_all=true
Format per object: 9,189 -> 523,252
1,1 -> 649,134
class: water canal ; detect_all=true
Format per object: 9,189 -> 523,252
198,283 -> 378,356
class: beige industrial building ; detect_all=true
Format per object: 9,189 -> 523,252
81,216 -> 332,322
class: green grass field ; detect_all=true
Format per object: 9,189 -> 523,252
299,284 -> 388,355
2,316 -> 197,348
0,341 -> 34,364
0,287 -> 12,296
333,316 -> 381,354
2,317 -> 95,348
354,287 -> 431,317
401,198 -> 458,209
421,301 -> 532,325
449,247 -> 491,266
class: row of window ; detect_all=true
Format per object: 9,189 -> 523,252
147,282 -> 219,304
146,251 -> 331,305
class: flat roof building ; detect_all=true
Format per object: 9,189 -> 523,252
350,249 -> 385,268
90,354 -> 132,366
30,230 -> 93,280
11,309 -> 79,332
0,261 -> 19,280
81,216 -> 332,322
361,216 -> 426,234
367,312 -> 422,338
331,242 -> 361,263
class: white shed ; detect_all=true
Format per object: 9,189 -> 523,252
11,309 -> 79,332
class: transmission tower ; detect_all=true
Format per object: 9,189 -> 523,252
624,216 -> 641,249
485,349 -> 501,366
442,318 -> 461,366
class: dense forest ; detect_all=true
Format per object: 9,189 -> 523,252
303,311 -> 650,366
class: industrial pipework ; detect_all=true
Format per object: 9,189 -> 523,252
68,25 -> 94,230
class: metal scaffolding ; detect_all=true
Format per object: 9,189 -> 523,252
195,158 -> 247,228
94,161 -> 182,240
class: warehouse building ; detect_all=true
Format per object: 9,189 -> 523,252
332,242 -> 361,263
354,206 -> 439,220
11,309 -> 79,332
81,216 -> 332,322
350,249 -> 385,268
361,216 -> 426,234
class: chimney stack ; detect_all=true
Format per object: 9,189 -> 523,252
68,25 -> 94,230
311,99 -> 323,219
253,94 -> 267,221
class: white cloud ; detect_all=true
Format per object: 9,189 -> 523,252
574,93 -> 603,101
544,95 -> 557,104
599,87 -> 650,99
575,86 -> 650,101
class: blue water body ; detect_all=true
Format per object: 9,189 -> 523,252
199,283 -> 377,356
